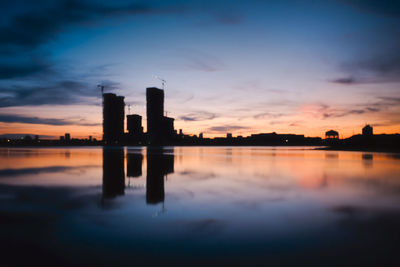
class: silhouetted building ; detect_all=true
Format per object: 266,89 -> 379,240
163,116 -> 175,139
227,133 -> 232,138
103,93 -> 125,144
199,133 -> 203,139
146,87 -> 164,144
60,136 -> 64,141
127,114 -> 143,137
146,148 -> 174,204
146,87 -> 175,144
127,152 -> 143,178
362,124 -> 373,136
325,130 -> 339,139
65,133 -> 70,141
102,148 -> 125,198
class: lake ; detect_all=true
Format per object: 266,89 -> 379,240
1,147 -> 400,266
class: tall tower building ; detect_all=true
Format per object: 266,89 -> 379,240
103,93 -> 125,144
146,87 -> 164,144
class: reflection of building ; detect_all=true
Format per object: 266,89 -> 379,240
102,148 -> 125,198
127,152 -> 143,178
325,130 -> 339,139
146,148 -> 174,204
146,87 -> 175,145
362,124 -> 373,136
362,153 -> 373,168
103,93 -> 125,144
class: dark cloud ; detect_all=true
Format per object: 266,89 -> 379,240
341,0 -> 400,18
207,125 -> 250,133
0,0 -> 183,82
0,80 -> 104,107
378,97 -> 400,104
331,77 -> 357,84
179,111 -> 217,121
0,60 -> 52,79
332,28 -> 400,85
0,114 -> 100,126
0,0 -> 180,52
331,53 -> 400,84
253,112 -> 285,119
322,107 -> 380,119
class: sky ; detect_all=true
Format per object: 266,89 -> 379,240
0,0 -> 400,139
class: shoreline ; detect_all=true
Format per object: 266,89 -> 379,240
1,144 -> 399,154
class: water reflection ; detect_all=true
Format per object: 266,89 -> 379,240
102,147 -> 174,205
102,148 -> 125,199
362,153 -> 373,168
146,148 -> 174,205
126,150 -> 143,178
1,147 -> 400,266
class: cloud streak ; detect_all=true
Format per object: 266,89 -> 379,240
207,125 -> 250,133
179,111 -> 217,121
0,114 -> 99,126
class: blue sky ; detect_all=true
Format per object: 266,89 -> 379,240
0,0 -> 399,138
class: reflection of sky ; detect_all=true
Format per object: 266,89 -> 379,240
0,1 -> 400,138
1,147 -> 400,264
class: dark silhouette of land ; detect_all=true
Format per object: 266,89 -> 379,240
1,87 -> 399,152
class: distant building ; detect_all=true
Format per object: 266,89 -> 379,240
199,133 -> 203,139
89,136 -> 92,142
65,133 -> 71,141
60,136 -> 65,141
227,133 -> 233,138
103,93 -> 125,144
127,114 -> 143,137
325,130 -> 339,139
362,124 -> 373,136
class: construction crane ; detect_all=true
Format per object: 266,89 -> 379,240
97,84 -> 105,95
152,75 -> 166,90
97,84 -> 105,108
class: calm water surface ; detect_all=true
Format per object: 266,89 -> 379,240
1,147 -> 400,266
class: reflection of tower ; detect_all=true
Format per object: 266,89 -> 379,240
146,148 -> 174,204
103,93 -> 125,144
127,151 -> 143,178
102,148 -> 125,198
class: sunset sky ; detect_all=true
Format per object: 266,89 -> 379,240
0,0 -> 399,139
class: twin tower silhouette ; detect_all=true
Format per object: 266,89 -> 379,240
103,87 -> 176,145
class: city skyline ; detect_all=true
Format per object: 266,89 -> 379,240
1,0 -> 400,139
